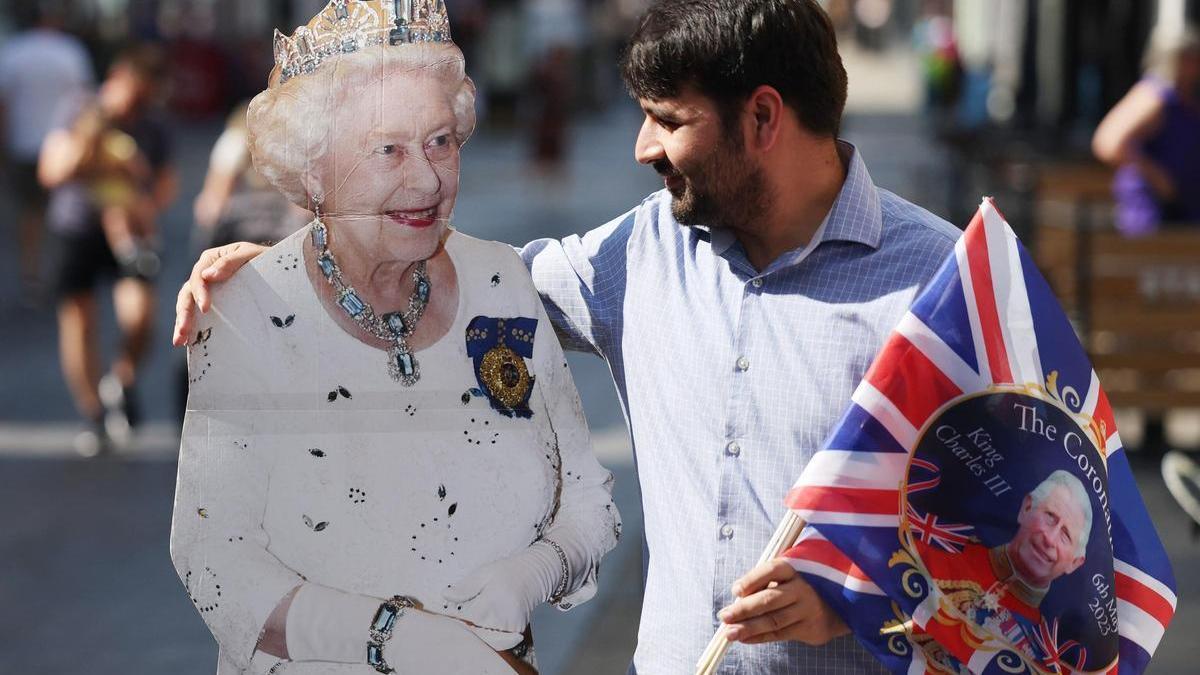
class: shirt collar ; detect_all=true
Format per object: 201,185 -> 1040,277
823,140 -> 883,250
700,140 -> 883,264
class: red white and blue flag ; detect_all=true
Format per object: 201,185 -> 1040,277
783,200 -> 1176,674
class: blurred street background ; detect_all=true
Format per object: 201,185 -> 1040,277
2,0 -> 1200,673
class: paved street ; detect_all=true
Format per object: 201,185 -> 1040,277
2,93 -> 1198,673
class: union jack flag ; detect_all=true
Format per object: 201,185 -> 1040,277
780,200 -> 1176,674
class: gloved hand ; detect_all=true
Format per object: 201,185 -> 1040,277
443,540 -> 564,650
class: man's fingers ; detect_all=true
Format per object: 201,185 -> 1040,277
187,253 -> 217,313
731,558 -> 796,597
201,243 -> 253,282
175,243 -> 267,346
173,282 -> 197,346
723,601 -> 807,643
718,583 -> 793,624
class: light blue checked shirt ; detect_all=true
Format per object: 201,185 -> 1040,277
521,143 -> 961,674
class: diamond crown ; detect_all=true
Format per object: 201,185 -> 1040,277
274,0 -> 453,84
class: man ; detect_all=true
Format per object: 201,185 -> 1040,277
917,470 -> 1093,665
173,1 -> 961,671
0,3 -> 93,298
40,45 -> 177,455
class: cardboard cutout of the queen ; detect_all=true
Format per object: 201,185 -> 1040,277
169,3 -> 619,673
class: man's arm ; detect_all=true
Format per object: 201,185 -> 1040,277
518,208 -> 636,357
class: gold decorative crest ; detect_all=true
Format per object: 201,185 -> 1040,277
479,344 -> 531,409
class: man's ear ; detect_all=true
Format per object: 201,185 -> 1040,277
1066,555 -> 1086,575
746,85 -> 784,152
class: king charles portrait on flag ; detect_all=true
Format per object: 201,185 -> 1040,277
911,469 -> 1094,669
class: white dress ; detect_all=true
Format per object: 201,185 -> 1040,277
170,229 -> 620,674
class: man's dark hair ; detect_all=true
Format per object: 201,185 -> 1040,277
620,0 -> 848,138
110,43 -> 169,86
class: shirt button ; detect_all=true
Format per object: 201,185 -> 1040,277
726,441 -> 741,457
751,278 -> 764,288
736,357 -> 750,372
720,524 -> 735,539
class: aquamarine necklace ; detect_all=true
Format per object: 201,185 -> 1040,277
310,217 -> 430,386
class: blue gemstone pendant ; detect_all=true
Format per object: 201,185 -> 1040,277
387,345 -> 419,385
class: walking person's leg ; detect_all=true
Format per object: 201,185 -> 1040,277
57,289 -> 108,455
107,275 -> 155,433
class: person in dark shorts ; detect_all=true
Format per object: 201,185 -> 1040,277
0,4 -> 93,297
38,45 -> 177,455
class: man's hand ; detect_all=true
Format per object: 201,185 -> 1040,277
717,558 -> 850,646
171,242 -> 267,346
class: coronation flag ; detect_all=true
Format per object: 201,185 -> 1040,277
783,199 -> 1176,674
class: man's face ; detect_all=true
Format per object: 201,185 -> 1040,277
100,66 -> 154,118
1010,486 -> 1088,588
633,89 -> 769,231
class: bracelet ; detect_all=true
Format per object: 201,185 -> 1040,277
543,538 -> 570,604
366,595 -> 417,674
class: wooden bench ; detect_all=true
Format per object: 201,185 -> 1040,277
1033,163 -> 1200,411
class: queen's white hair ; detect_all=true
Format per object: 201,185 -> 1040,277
247,42 -> 476,208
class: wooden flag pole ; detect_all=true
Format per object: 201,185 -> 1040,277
694,512 -> 808,675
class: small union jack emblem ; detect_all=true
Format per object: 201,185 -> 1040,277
905,504 -> 975,553
1034,617 -> 1088,673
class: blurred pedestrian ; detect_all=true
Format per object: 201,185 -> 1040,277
524,0 -> 587,170
479,0 -> 527,127
1093,26 -> 1200,237
0,3 -> 93,300
38,44 -> 177,456
530,45 -> 573,171
912,0 -> 961,119
192,102 -> 309,250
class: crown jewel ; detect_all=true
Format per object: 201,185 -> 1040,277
274,0 -> 452,84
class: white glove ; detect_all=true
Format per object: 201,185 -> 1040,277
443,540 -> 564,650
284,584 -> 510,671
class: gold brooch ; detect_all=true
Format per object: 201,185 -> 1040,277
479,344 -> 531,409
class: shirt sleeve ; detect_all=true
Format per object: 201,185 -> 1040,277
70,41 -> 94,88
526,267 -> 622,608
48,92 -> 88,134
518,207 -> 637,357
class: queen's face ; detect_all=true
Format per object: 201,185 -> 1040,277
320,62 -> 463,261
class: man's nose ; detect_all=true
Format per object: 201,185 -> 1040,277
635,118 -> 665,165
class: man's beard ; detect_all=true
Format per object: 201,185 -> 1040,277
655,143 -> 770,231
